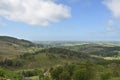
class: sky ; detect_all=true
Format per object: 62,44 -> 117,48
0,0 -> 120,41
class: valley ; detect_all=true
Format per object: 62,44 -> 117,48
0,36 -> 120,80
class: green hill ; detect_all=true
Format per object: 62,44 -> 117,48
63,43 -> 120,57
0,36 -> 120,69
0,36 -> 120,80
0,36 -> 34,47
0,36 -> 35,60
19,47 -> 91,69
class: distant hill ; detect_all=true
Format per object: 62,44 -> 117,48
13,47 -> 92,69
0,36 -> 35,60
0,36 -> 35,47
63,43 -> 120,57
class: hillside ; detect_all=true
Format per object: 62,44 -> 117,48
0,36 -> 120,80
59,43 -> 120,57
0,36 -> 34,47
0,36 -> 35,60
0,36 -> 101,69
0,36 -> 120,68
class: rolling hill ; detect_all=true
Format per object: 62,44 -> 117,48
0,36 -> 120,69
0,36 -> 35,60
0,36 -> 120,80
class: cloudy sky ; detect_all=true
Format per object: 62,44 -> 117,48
0,0 -> 120,41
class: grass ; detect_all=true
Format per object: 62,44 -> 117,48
104,57 -> 120,60
109,77 -> 120,80
29,76 -> 39,80
91,55 -> 120,60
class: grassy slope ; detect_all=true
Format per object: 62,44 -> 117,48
21,52 -> 88,69
0,36 -> 35,60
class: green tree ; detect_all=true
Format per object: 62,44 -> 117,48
59,71 -> 71,80
73,62 -> 95,80
0,68 -> 6,77
101,72 -> 112,80
50,66 -> 63,80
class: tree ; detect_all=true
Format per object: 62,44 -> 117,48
73,62 -> 95,80
59,71 -> 71,80
73,68 -> 88,80
0,68 -> 6,77
50,66 -> 63,80
101,72 -> 112,80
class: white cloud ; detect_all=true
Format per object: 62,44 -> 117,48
0,0 -> 71,26
103,0 -> 120,32
103,0 -> 120,19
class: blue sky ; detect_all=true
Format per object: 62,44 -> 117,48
0,0 -> 120,41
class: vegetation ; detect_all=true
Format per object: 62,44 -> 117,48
0,36 -> 120,80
